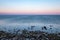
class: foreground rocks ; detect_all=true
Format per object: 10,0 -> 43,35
0,30 -> 60,40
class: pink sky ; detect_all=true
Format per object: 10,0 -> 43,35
0,0 -> 60,15
0,9 -> 60,15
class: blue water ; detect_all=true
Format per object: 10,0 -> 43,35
0,15 -> 60,33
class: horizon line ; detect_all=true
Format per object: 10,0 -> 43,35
0,13 -> 60,15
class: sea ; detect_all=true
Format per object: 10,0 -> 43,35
0,15 -> 60,33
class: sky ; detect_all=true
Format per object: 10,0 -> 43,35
0,0 -> 60,14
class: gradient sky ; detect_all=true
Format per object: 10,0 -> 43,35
0,0 -> 60,14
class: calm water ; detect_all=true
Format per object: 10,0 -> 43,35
0,15 -> 60,33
